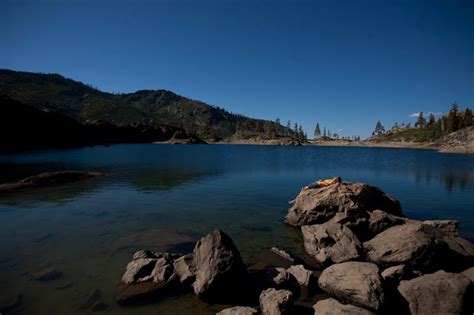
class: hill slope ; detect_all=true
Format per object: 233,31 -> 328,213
0,95 -> 203,151
0,69 -> 291,140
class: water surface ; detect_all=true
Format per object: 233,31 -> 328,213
1,144 -> 473,314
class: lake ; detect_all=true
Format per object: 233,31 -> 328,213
0,144 -> 473,314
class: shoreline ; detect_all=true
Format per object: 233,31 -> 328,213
211,139 -> 473,154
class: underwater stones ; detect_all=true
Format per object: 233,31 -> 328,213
32,266 -> 62,282
216,306 -> 258,315
313,298 -> 375,315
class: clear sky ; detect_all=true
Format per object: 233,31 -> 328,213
2,0 -> 473,137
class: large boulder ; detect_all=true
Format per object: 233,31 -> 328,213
363,222 -> 437,269
313,298 -> 375,315
192,230 -> 248,302
364,221 -> 474,271
301,222 -> 363,265
285,182 -> 402,227
173,253 -> 195,286
398,271 -> 472,315
259,288 -> 293,315
318,262 -> 384,312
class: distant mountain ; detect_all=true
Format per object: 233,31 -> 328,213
0,69 -> 292,140
0,95 -> 204,151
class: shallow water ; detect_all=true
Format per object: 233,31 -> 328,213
0,144 -> 473,314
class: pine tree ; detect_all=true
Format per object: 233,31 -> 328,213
286,120 -> 291,135
447,101 -> 460,132
374,121 -> 385,136
464,108 -> 473,127
323,127 -> 327,138
294,122 -> 298,133
314,123 -> 321,139
415,112 -> 426,128
328,130 -> 331,138
428,113 -> 436,126
276,118 -> 281,125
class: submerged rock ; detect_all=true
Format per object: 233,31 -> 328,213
0,293 -> 22,313
0,171 -> 104,192
216,306 -> 258,315
318,261 -> 384,312
259,288 -> 293,315
313,298 -> 375,315
301,222 -> 363,265
192,230 -> 248,302
398,271 -> 472,315
270,247 -> 295,266
285,182 -> 402,227
33,266 -> 62,281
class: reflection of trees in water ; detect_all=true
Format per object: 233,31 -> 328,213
131,168 -> 218,192
442,170 -> 474,191
413,167 -> 474,191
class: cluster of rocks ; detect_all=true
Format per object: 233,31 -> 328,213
116,229 -> 248,304
116,181 -> 474,314
287,181 -> 474,314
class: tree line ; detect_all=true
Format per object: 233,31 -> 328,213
313,122 -> 361,141
372,101 -> 473,137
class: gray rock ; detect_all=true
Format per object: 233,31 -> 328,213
132,250 -> 157,259
313,298 -> 375,315
121,258 -> 157,284
318,261 -> 384,311
462,266 -> 474,283
259,288 -> 293,315
381,265 -> 408,282
302,222 -> 362,265
286,265 -> 312,287
216,306 -> 258,315
398,271 -> 471,315
116,252 -> 179,303
367,210 -> 405,237
173,253 -> 195,285
363,222 -> 437,269
422,220 -> 459,236
285,182 -> 402,227
192,230 -> 248,301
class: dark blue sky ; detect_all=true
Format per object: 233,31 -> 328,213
2,0 -> 473,137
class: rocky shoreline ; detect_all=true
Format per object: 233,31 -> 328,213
115,181 -> 474,314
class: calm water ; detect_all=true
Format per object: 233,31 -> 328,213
0,144 -> 473,314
